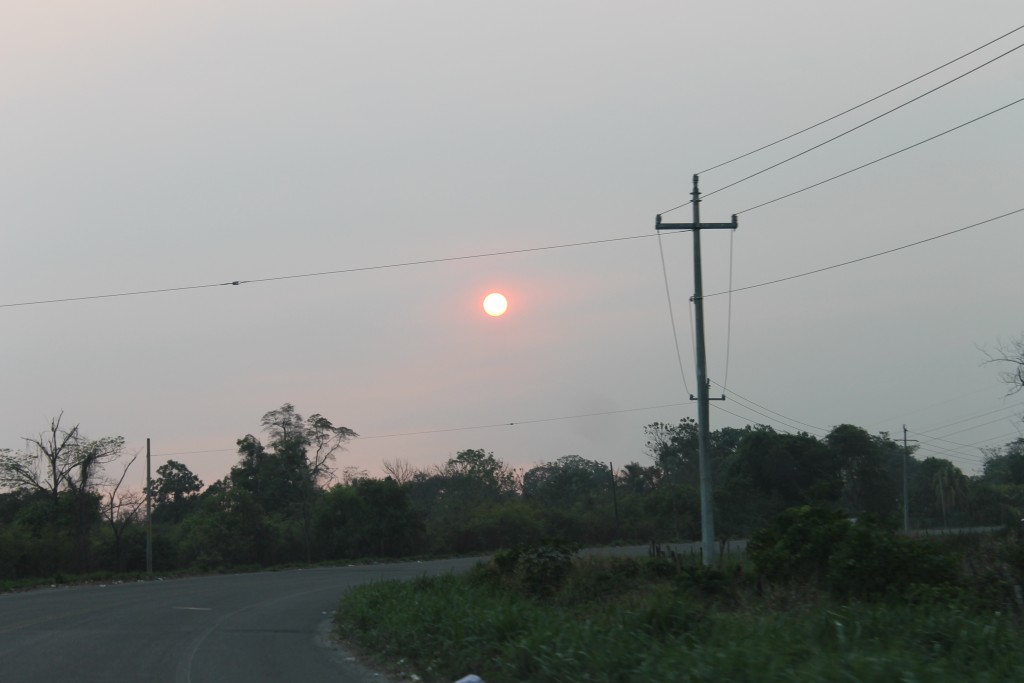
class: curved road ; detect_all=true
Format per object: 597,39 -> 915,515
0,558 -> 480,683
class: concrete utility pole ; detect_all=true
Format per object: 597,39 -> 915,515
146,438 -> 153,574
656,174 -> 737,565
609,462 -> 620,536
902,425 -> 918,532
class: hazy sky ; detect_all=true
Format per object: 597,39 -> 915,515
3,1 -> 1022,491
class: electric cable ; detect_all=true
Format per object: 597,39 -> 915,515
865,385 -> 998,428
709,380 -> 828,434
709,401 -> 793,435
152,447 -> 238,458
659,38 -> 1024,214
702,207 -> 1024,299
359,401 -> 694,440
722,230 -> 735,392
153,401 -> 700,454
657,232 -> 692,396
917,413 -> 1024,440
0,233 -> 662,309
735,94 -> 1024,215
916,403 -> 1024,435
698,22 -> 1024,175
712,398 -> 807,434
910,427 -> 1022,452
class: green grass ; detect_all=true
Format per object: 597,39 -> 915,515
334,554 -> 1024,682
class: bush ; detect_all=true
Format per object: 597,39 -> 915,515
488,540 -> 580,596
749,506 -> 958,600
827,518 -> 957,599
747,506 -> 851,584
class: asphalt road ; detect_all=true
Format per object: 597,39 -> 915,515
0,543 -> 753,682
0,558 -> 482,683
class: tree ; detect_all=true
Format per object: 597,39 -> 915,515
523,455 -> 610,510
984,334 -> 1024,395
0,414 -> 125,572
151,460 -> 203,523
153,460 -> 203,506
826,424 -> 898,518
0,413 -> 123,508
618,462 -> 659,495
981,438 -> 1024,485
437,449 -> 518,502
179,483 -> 266,568
411,450 -> 519,553
229,404 -> 358,564
101,453 -> 145,571
930,458 -> 969,529
645,419 -> 699,484
727,428 -> 841,512
306,413 -> 358,486
351,478 -> 423,557
382,458 -> 418,485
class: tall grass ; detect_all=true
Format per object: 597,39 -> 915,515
335,553 -> 1024,682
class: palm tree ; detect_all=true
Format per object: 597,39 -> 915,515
932,460 -> 968,529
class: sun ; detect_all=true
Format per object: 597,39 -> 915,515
483,292 -> 508,317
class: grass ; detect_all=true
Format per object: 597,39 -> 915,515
334,550 -> 1024,682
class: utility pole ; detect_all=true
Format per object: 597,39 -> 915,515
656,174 -> 737,566
609,462 -> 620,536
146,437 -> 153,574
902,425 -> 918,533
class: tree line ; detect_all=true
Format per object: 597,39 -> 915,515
2,400 -> 1023,581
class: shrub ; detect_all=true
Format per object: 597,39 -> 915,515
826,517 -> 957,599
749,505 -> 958,600
486,539 -> 580,596
747,506 -> 851,584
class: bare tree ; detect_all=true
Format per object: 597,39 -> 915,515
101,452 -> 145,571
984,335 -> 1024,395
340,466 -> 368,485
0,413 -> 81,502
306,413 -> 358,486
0,413 -> 124,506
382,458 -> 417,485
0,413 -> 125,571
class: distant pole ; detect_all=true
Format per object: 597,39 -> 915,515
609,462 -> 619,535
146,438 -> 153,574
902,426 -> 918,533
656,175 -> 736,566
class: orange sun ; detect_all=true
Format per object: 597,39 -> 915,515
483,292 -> 508,317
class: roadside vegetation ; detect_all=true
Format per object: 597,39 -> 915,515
335,513 -> 1024,682
2,337 -> 1024,587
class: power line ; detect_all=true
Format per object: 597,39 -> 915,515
9,198 -> 1018,315
660,38 -> 1024,212
703,207 -> 1024,299
722,230 -> 735,391
150,408 -> 1018,463
713,398 -> 806,434
710,380 -> 828,434
909,430 -> 1021,469
657,232 -> 692,396
865,385 -> 998,428
914,445 -> 988,470
359,401 -> 693,440
921,412 -> 1024,440
709,401 -> 792,435
0,233 -> 660,310
736,94 -> 1024,215
697,22 -> 1024,175
917,402 -> 1024,435
911,427 -> 1022,453
1,281 -> 243,309
152,447 -> 237,458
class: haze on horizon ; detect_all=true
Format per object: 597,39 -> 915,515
2,1 -> 1022,490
